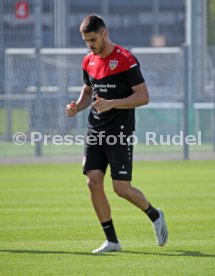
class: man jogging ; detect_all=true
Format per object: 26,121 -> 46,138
66,14 -> 168,253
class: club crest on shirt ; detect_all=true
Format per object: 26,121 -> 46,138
109,59 -> 118,70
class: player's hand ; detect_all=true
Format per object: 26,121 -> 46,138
65,101 -> 79,117
93,95 -> 113,114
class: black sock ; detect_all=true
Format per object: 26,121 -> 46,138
101,219 -> 118,243
144,203 -> 160,222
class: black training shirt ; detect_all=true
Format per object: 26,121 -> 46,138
82,44 -> 145,133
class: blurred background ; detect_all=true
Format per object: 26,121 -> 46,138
0,0 -> 214,161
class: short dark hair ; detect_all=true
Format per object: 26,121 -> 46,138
80,15 -> 106,33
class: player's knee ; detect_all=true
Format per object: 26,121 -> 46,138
87,178 -> 101,193
113,181 -> 130,199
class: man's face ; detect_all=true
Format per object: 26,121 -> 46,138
82,29 -> 106,55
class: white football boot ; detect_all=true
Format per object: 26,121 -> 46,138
153,209 -> 168,246
92,240 -> 122,254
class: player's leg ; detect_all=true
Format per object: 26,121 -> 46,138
105,133 -> 168,246
105,133 -> 151,211
86,169 -> 121,253
112,179 -> 161,222
83,135 -> 121,253
112,179 -> 150,211
112,180 -> 168,247
112,180 -> 161,224
86,169 -> 110,223
105,135 -> 159,217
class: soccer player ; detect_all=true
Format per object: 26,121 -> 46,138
66,15 -> 168,253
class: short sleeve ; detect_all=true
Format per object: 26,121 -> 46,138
123,63 -> 145,88
83,69 -> 91,86
82,55 -> 92,86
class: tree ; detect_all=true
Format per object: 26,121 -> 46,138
207,0 -> 215,45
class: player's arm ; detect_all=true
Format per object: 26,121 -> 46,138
66,84 -> 92,117
110,82 -> 149,109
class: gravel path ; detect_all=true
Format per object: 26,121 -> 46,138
0,152 -> 214,164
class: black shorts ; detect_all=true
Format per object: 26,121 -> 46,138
83,132 -> 133,181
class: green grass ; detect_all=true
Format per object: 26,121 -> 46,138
0,161 -> 215,275
0,108 -> 28,135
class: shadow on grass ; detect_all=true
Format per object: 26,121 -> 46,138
123,250 -> 215,258
0,249 -> 214,258
0,249 -> 114,257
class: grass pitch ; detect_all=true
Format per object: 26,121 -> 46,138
0,161 -> 215,276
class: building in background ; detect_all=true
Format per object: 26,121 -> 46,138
0,0 -> 214,157
0,0 -> 185,48
0,0 -> 185,96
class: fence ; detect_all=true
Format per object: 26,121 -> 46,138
0,0 -> 215,160
0,46 -> 214,159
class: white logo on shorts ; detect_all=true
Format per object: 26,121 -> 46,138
119,171 -> 128,175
